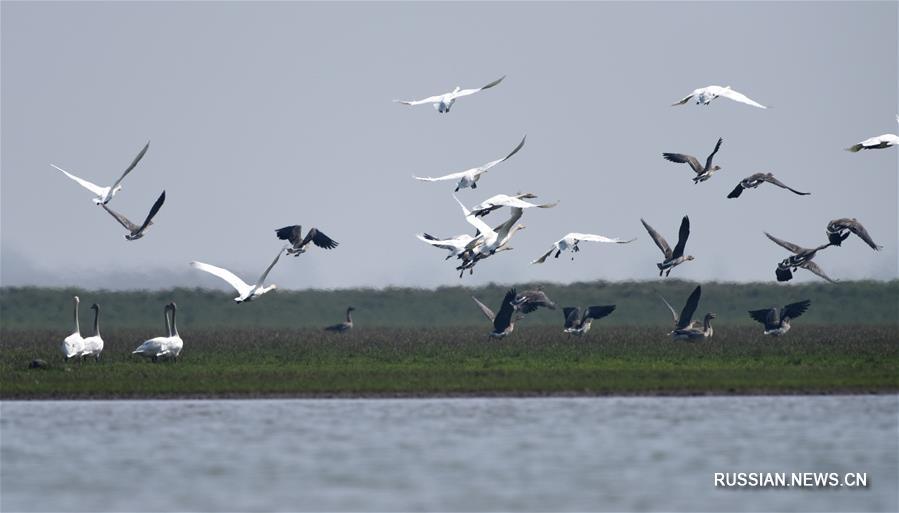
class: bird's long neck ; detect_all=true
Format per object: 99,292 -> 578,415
703,315 -> 714,332
73,299 -> 80,334
92,307 -> 100,337
164,307 -> 172,337
170,306 -> 179,337
346,309 -> 353,323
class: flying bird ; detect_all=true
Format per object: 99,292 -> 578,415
658,285 -> 715,340
416,233 -> 477,260
455,206 -> 526,277
413,136 -> 526,192
765,232 -> 835,283
324,307 -> 355,333
190,246 -> 286,303
51,141 -> 150,205
826,218 -> 882,250
641,216 -> 694,277
511,289 -> 557,314
101,190 -> 166,240
275,225 -> 339,256
471,288 -> 522,338
562,305 -> 616,336
468,193 -> 559,218
846,116 -> 899,152
531,233 -> 635,264
663,138 -> 724,183
748,300 -> 811,336
671,85 -> 767,109
394,76 -> 505,113
727,173 -> 809,199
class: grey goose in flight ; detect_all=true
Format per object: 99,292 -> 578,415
562,305 -> 616,336
395,75 -> 505,113
52,141 -> 150,206
324,307 -> 355,333
727,173 -> 810,199
472,288 -> 522,338
275,225 -> 339,256
826,218 -> 882,251
748,300 -> 811,336
102,190 -> 166,240
663,138 -> 723,184
765,233 -> 835,283
659,285 -> 715,341
641,216 -> 694,277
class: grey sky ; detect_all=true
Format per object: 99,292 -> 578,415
1,1 -> 896,290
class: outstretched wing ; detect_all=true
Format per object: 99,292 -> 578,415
678,286 -> 702,329
413,169 -> 471,182
569,233 -> 636,244
493,288 -> 517,332
762,174 -> 810,196
657,293 -> 679,325
51,164 -> 106,196
844,220 -> 882,251
727,183 -> 745,198
530,246 -> 555,265
302,228 -> 339,250
393,94 -> 445,106
190,261 -> 251,295
781,300 -> 811,321
275,225 -> 303,245
662,153 -> 703,174
476,136 -> 526,175
671,216 -> 690,259
136,190 -> 166,234
671,90 -> 697,106
641,219 -> 672,258
748,308 -> 775,328
585,305 -> 616,321
101,204 -> 140,232
254,246 -> 286,287
563,307 -> 580,329
803,261 -> 836,283
448,75 -> 505,99
471,296 -> 496,322
110,141 -> 150,190
704,138 -> 723,170
764,232 -> 805,254
715,87 -> 767,109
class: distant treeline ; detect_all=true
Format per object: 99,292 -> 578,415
2,281 -> 896,330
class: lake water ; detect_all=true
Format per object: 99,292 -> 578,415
1,396 -> 896,512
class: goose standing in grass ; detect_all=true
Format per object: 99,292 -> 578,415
765,233 -> 835,283
641,216 -> 694,276
324,307 -> 355,333
416,233 -> 476,260
511,289 -> 557,314
531,232 -> 635,264
60,296 -> 84,362
562,305 -> 616,336
846,116 -> 899,152
102,190 -> 166,240
671,86 -> 767,109
826,218 -> 882,250
469,193 -> 558,218
51,141 -> 150,205
727,173 -> 809,199
80,304 -> 104,361
275,225 -> 339,256
748,300 -> 811,336
133,303 -> 174,362
190,246 -> 285,303
394,76 -> 505,113
663,138 -> 724,184
659,285 -> 715,340
413,136 -> 526,192
471,288 -> 521,338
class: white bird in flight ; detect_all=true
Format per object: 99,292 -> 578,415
531,233 -> 636,264
190,246 -> 286,303
394,76 -> 505,113
672,85 -> 767,109
51,141 -> 150,205
468,193 -> 559,217
846,116 -> 899,152
414,136 -> 526,192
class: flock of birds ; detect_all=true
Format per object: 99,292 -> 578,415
52,77 -> 893,357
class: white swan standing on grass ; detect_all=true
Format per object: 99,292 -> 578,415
165,302 -> 183,359
60,296 -> 84,362
414,136 -> 526,192
190,246 -> 286,303
133,303 -> 177,362
846,116 -> 899,152
394,76 -> 505,113
51,141 -> 150,205
80,303 -> 104,361
671,85 -> 767,109
531,233 -> 635,264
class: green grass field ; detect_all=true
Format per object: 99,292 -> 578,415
2,325 -> 896,399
